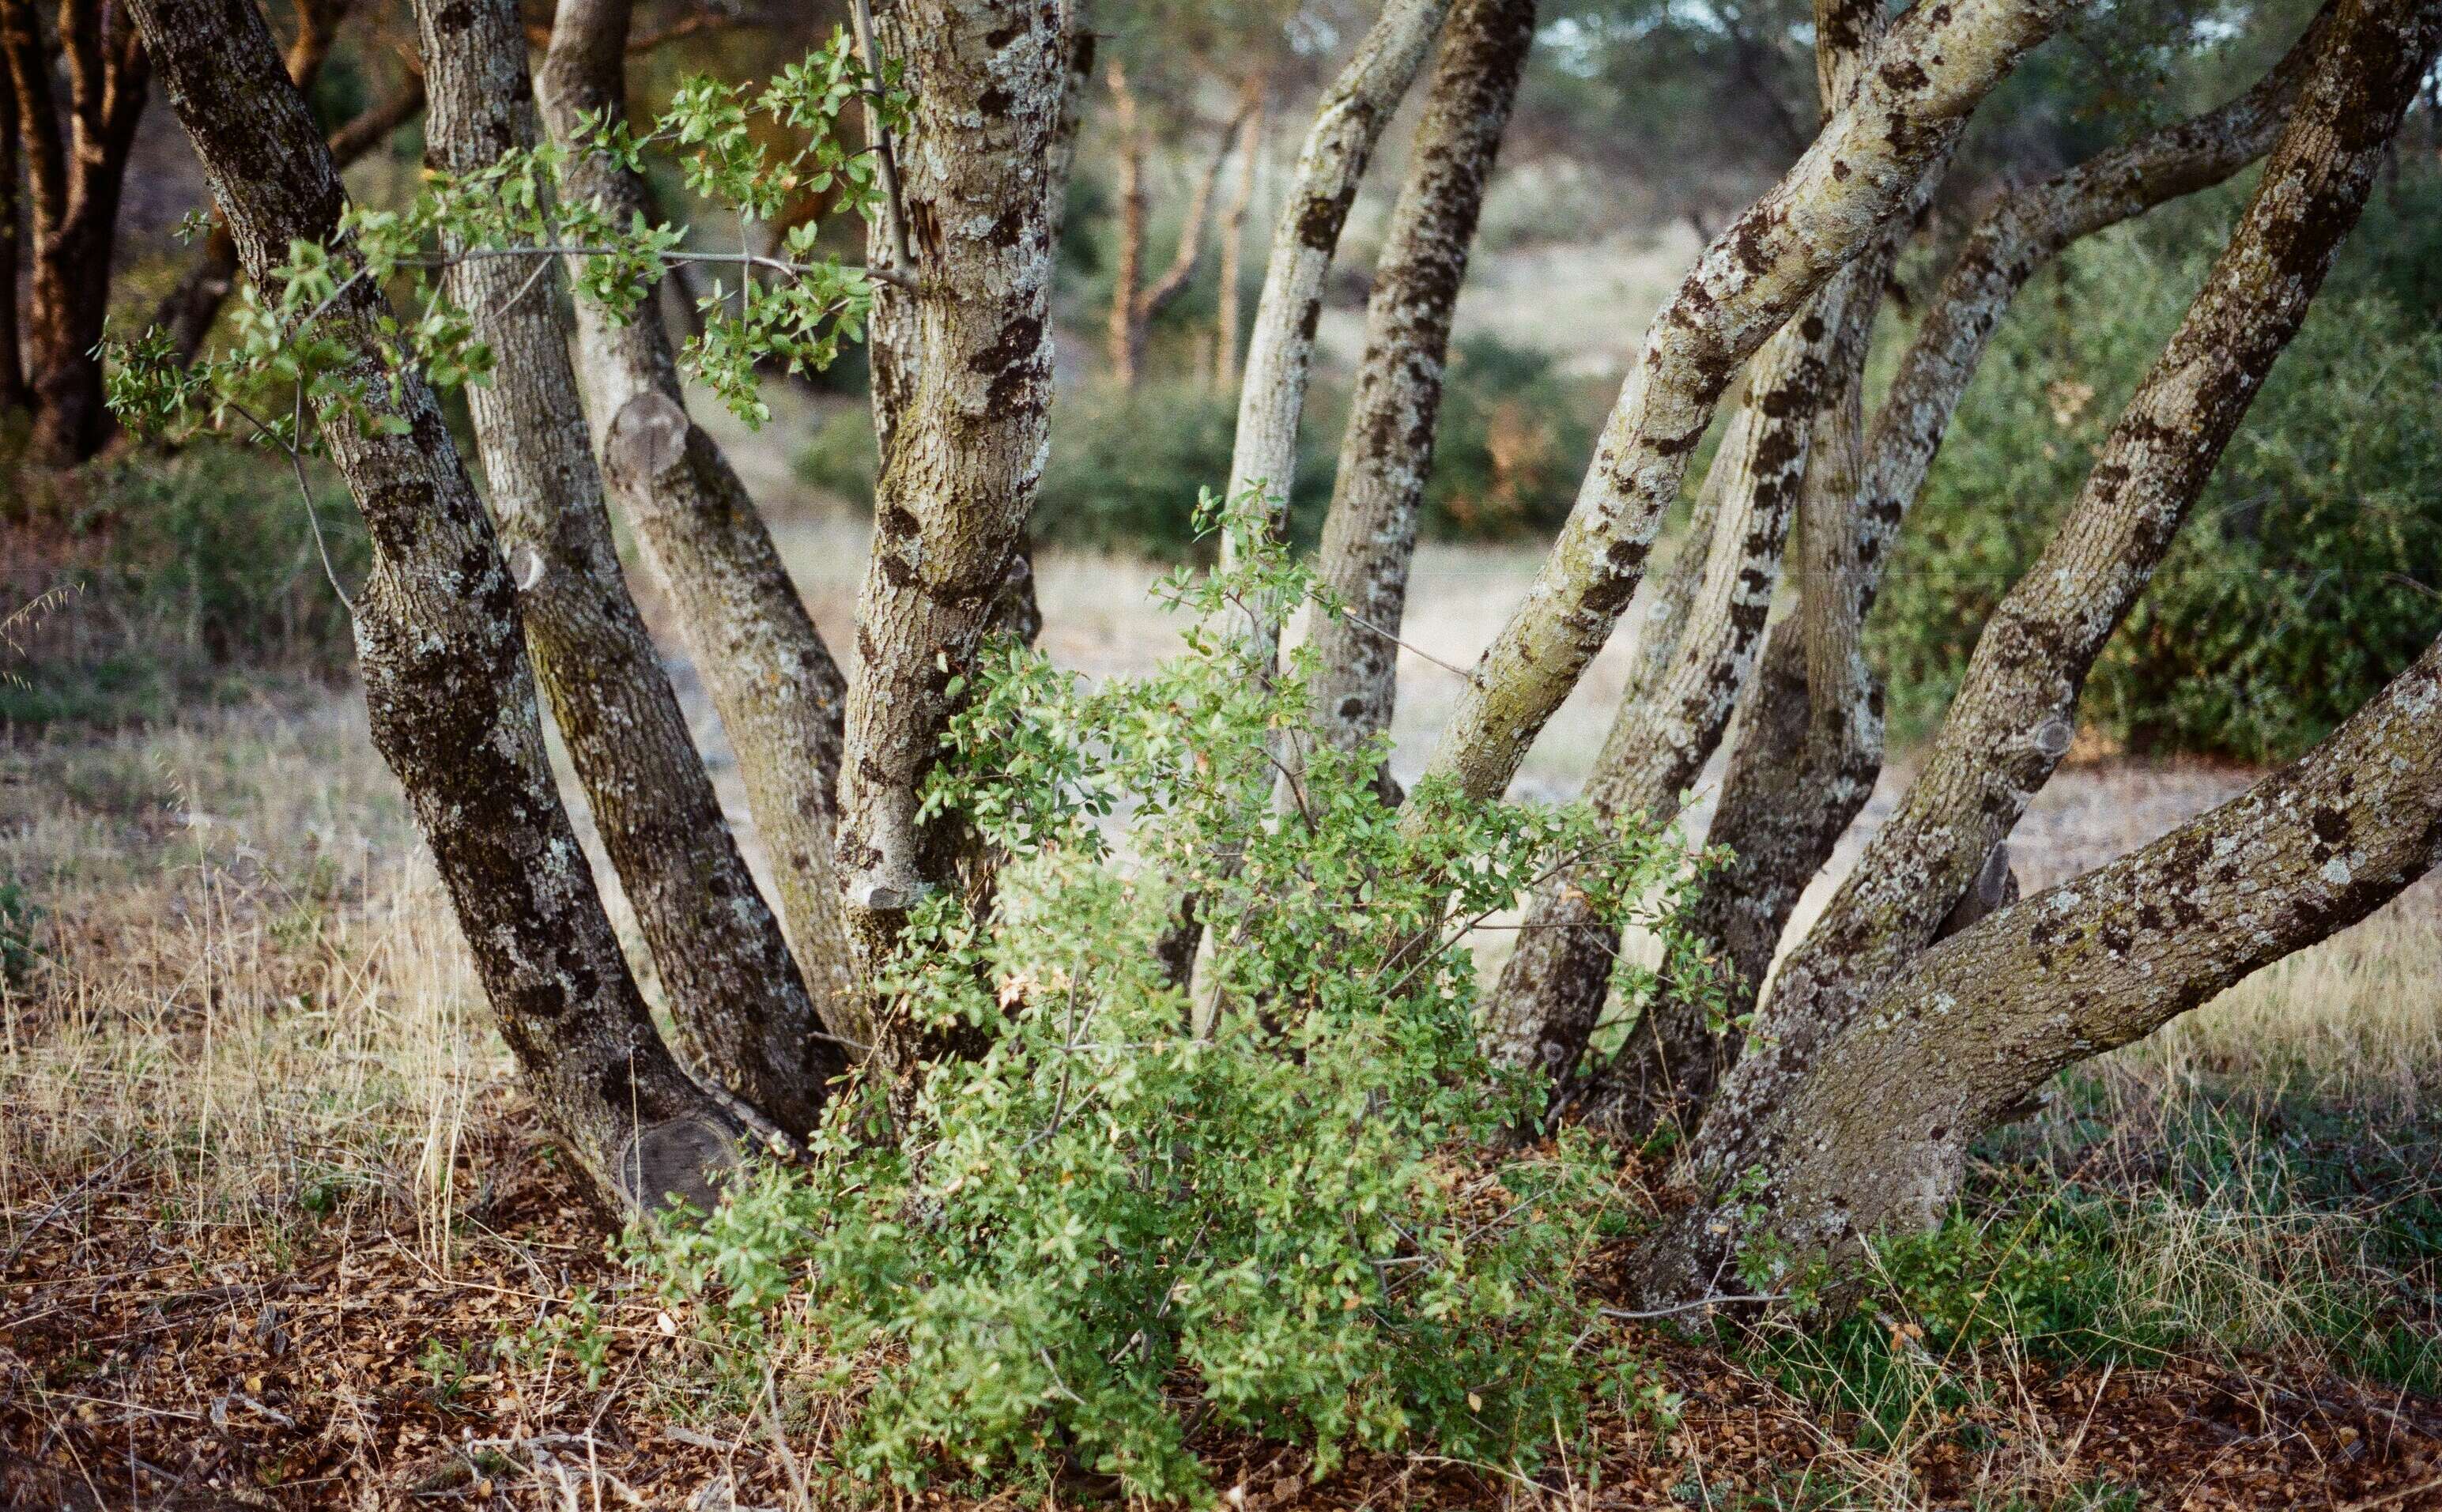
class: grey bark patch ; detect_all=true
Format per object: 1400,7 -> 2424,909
607,390 -> 691,484
616,1116 -> 740,1214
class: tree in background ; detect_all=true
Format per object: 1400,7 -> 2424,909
0,0 -> 149,464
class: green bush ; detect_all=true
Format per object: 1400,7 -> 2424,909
634,497 -> 1698,1501
1871,212 -> 2442,762
794,337 -> 1603,560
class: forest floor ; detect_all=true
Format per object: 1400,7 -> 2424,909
5,526 -> 2440,1509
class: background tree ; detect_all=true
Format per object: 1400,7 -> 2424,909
1,0 -> 150,463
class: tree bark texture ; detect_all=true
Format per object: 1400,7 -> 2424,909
1406,0 -> 2079,816
1643,628 -> 2442,1301
1303,0 -> 1535,759
1576,13 -> 2330,1139
1220,0 -> 1451,632
1483,258 -> 1884,1092
417,0 -> 841,1137
1481,0 -> 1889,1093
539,0 -> 866,1052
151,19 -> 428,371
1650,0 -> 2442,1299
125,0 -> 736,1212
2,0 -> 149,464
835,0 -> 1062,1101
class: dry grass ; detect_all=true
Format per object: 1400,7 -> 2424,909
0,699 -> 504,1268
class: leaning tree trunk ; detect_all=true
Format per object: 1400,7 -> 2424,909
1481,0 -> 1891,1095
538,0 -> 866,1052
1,0 -> 149,466
123,0 -> 739,1213
150,17 -> 428,371
1219,0 -> 1451,648
1562,6 -> 2329,1137
1651,627 -> 2442,1298
1635,0 -> 2442,1304
417,0 -> 842,1137
1302,0 -> 1536,764
1403,0 -> 2078,817
1151,0 -> 1454,990
836,0 -> 1064,1112
1483,251 -> 1886,1093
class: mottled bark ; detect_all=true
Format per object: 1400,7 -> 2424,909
1304,0 -> 1534,759
1483,264 -> 1875,1089
1580,13 -> 2328,1140
1211,77 -> 1262,390
1482,0 -> 1887,1093
124,0 -> 736,1212
1846,6 -> 2323,601
151,17 -> 428,371
539,0 -> 864,1050
1640,629 -> 2442,1302
419,0 -> 841,1137
1650,0 -> 2442,1299
836,0 -> 1062,1107
2,0 -> 149,464
1221,0 -> 1451,630
1406,0 -> 2077,816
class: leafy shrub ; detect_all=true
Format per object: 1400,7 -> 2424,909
635,496 -> 1699,1500
794,337 -> 1603,560
1871,216 -> 2442,761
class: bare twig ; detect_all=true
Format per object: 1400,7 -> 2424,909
844,0 -> 913,273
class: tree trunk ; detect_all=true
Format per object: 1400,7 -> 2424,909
835,0 -> 1063,1109
1153,0 -> 1451,994
1641,629 -> 2442,1303
1211,78 -> 1262,390
1638,0 -> 2442,1303
1481,0 -> 1889,1095
2,0 -> 149,466
417,0 -> 842,1137
150,33 -> 427,371
123,0 -> 739,1213
1221,0 -> 1451,639
1123,107 -> 1240,379
1104,58 -> 1146,386
538,0 -> 866,1053
1404,0 -> 2075,817
1483,260 -> 1882,1091
0,61 -> 25,417
1303,0 -> 1535,761
1572,9 -> 2328,1139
